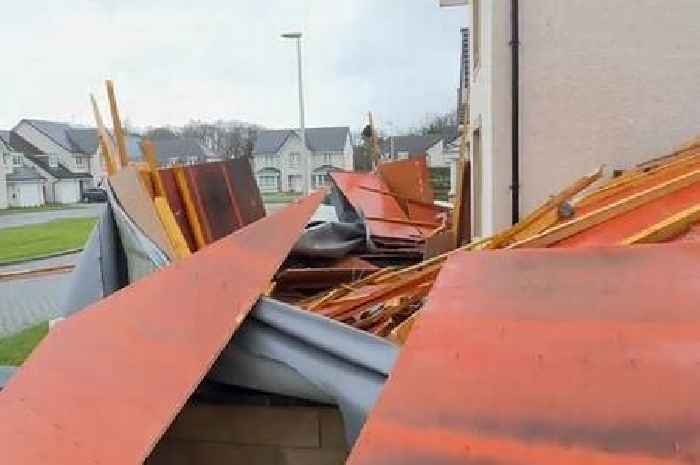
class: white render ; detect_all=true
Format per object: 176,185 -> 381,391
253,130 -> 353,193
13,122 -> 93,174
464,0 -> 700,237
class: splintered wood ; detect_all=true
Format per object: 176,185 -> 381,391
91,80 -> 264,263
296,135 -> 700,343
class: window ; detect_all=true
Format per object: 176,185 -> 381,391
48,154 -> 59,168
167,157 -> 179,167
323,153 -> 333,165
472,0 -> 481,73
257,174 -> 279,192
289,152 -> 301,168
312,174 -> 329,189
12,154 -> 23,168
75,157 -> 86,169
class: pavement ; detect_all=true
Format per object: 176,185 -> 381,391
0,272 -> 71,338
0,243 -> 81,338
0,203 -> 105,229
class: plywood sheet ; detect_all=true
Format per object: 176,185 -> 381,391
109,166 -> 174,258
0,192 -> 324,465
349,244 -> 700,465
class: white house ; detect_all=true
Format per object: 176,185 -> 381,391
10,120 -> 99,204
0,130 -> 46,208
252,127 -> 353,193
381,135 -> 449,169
442,0 -> 700,238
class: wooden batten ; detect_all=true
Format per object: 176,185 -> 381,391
106,80 -> 131,168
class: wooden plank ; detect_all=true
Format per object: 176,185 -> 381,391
620,204 -> 700,245
364,216 -> 442,228
510,168 -> 700,249
173,166 -> 207,250
106,80 -> 130,168
575,148 -> 700,211
89,94 -> 118,175
488,166 -> 603,248
109,166 -> 175,259
387,312 -> 420,345
450,158 -> 471,248
141,139 -> 166,197
358,185 -> 448,210
154,196 -> 192,259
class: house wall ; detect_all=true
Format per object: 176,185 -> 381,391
471,0 -> 700,236
426,140 -> 448,168
343,133 -> 354,171
254,132 -> 352,193
13,122 -> 93,177
146,402 -> 348,465
7,182 -> 44,208
0,161 -> 7,209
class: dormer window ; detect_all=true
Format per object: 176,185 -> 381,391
49,154 -> 59,168
12,154 -> 23,168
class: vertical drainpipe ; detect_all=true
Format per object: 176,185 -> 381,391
510,0 -> 521,224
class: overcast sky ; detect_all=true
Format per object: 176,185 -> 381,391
0,1 -> 466,133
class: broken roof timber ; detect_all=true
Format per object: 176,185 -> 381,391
0,191 -> 324,465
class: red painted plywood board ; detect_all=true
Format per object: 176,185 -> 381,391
0,192 -> 324,465
554,181 -> 700,248
349,244 -> 700,465
330,171 -> 424,240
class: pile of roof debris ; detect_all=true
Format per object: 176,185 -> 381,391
2,81 -> 700,464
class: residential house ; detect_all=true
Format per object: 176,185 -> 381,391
381,134 -> 448,169
252,127 -> 353,193
0,130 -> 46,208
442,0 -> 700,238
10,120 -> 101,204
147,137 -> 219,166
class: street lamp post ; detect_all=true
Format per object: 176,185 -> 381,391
281,32 -> 310,194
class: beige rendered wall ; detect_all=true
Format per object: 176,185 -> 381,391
471,0 -> 700,234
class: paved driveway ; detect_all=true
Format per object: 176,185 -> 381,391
0,204 -> 105,229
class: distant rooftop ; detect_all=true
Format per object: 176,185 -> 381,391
253,127 -> 350,154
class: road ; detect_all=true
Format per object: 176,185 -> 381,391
0,204 -> 105,229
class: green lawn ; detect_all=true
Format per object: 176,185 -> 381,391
0,204 -> 79,216
261,192 -> 303,204
0,322 -> 49,366
0,217 -> 97,263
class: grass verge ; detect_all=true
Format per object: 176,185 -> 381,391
0,322 -> 49,366
0,204 -> 79,216
261,192 -> 303,204
0,217 -> 97,263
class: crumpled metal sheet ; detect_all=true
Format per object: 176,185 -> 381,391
349,243 -> 700,465
209,297 -> 399,446
62,201 -> 127,317
0,192 -> 324,465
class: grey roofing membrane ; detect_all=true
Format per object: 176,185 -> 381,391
253,127 -> 350,154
